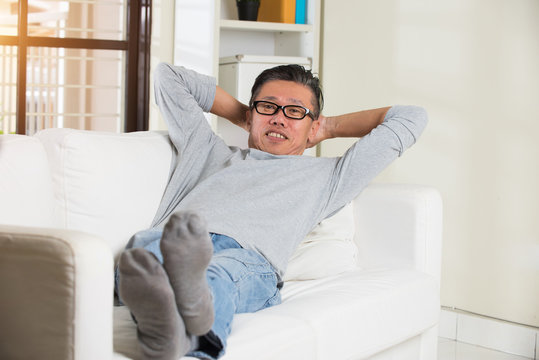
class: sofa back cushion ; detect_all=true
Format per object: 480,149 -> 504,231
0,135 -> 56,228
36,128 -> 172,259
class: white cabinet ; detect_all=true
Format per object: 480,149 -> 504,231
173,0 -> 321,145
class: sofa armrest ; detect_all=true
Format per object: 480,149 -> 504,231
0,225 -> 114,360
352,184 -> 443,281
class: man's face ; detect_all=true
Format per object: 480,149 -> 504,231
246,80 -> 319,156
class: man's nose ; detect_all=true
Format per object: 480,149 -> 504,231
271,110 -> 288,127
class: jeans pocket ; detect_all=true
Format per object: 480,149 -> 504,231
235,269 -> 281,313
210,248 -> 281,313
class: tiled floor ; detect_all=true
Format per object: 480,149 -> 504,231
438,338 -> 534,360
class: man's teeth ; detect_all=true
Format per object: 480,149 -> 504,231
268,132 -> 286,139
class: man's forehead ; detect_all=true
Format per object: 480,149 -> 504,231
259,95 -> 305,106
257,81 -> 314,107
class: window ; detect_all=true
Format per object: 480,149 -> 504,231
0,0 -> 151,135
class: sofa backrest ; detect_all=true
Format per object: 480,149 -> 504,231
0,135 -> 57,228
35,128 -> 173,259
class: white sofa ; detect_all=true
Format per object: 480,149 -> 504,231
0,128 -> 442,360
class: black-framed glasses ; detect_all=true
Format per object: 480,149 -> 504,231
252,100 -> 314,120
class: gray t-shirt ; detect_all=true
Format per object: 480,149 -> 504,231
149,63 -> 428,276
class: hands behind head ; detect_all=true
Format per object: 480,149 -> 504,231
306,114 -> 330,149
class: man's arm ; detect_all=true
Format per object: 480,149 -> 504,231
153,63 -> 217,149
317,105 -> 427,219
307,107 -> 391,148
210,86 -> 250,132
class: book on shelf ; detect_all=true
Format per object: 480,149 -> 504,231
295,0 -> 306,24
259,0 -> 296,24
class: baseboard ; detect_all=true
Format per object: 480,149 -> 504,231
439,307 -> 538,359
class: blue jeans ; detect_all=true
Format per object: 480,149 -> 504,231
115,229 -> 282,359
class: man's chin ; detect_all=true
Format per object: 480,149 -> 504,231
249,142 -> 283,155
247,138 -> 304,156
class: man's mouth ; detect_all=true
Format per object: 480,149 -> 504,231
266,131 -> 287,140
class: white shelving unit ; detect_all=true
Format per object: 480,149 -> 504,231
220,19 -> 313,32
173,0 -> 320,144
174,0 -> 320,75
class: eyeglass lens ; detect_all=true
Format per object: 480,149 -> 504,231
254,101 -> 308,119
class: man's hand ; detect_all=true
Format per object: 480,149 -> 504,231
306,114 -> 330,148
210,86 -> 250,132
307,107 -> 391,148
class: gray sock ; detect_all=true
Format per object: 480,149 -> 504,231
160,211 -> 214,336
119,248 -> 192,360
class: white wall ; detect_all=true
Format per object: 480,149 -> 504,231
320,0 -> 539,327
149,0 -> 175,131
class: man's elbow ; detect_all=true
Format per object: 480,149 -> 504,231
407,105 -> 428,137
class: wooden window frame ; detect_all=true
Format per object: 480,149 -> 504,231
0,0 -> 152,134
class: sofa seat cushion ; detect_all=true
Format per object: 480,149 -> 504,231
113,305 -> 316,360
276,268 -> 440,360
112,268 -> 438,360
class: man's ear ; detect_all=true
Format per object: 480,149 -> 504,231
307,119 -> 321,142
245,109 -> 252,132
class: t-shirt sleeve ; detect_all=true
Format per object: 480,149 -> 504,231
153,62 -> 217,154
323,105 -> 428,217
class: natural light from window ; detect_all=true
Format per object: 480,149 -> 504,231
0,0 -> 127,134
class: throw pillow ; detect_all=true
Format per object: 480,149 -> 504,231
283,202 -> 359,281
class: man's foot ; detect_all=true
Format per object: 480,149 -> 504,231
161,211 -> 214,336
119,248 -> 191,359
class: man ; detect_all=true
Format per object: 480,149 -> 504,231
117,63 -> 427,360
